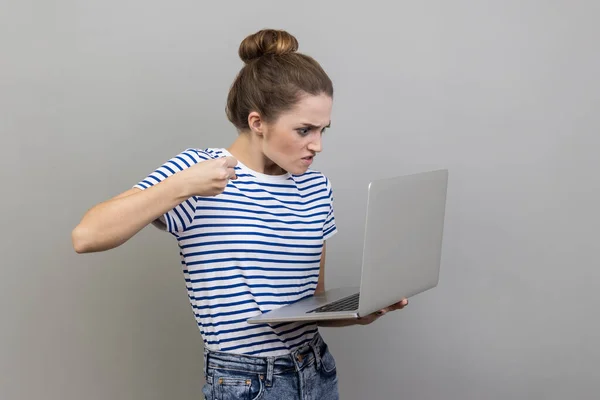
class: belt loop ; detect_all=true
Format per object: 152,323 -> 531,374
310,342 -> 322,371
265,357 -> 274,387
203,349 -> 209,379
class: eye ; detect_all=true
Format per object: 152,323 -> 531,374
296,128 -> 310,136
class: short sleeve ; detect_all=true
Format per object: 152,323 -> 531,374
133,148 -> 212,235
322,177 -> 338,241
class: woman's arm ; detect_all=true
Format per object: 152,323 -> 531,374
71,155 -> 238,253
314,242 -> 327,295
71,175 -> 190,253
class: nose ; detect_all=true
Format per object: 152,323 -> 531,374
307,133 -> 322,154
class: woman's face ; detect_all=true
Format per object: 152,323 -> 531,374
258,93 -> 333,175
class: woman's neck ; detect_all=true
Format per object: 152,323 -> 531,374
227,132 -> 285,176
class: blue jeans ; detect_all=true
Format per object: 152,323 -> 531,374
202,333 -> 339,400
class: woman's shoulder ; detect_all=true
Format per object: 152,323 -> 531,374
176,147 -> 226,160
161,148 -> 231,166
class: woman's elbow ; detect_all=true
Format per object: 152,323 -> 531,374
71,224 -> 94,253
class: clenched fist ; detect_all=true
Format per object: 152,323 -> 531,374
177,156 -> 238,197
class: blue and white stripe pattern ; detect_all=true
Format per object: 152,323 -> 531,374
134,148 -> 337,356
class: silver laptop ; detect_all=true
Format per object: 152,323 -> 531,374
246,169 -> 449,324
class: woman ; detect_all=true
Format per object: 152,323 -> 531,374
72,28 -> 407,400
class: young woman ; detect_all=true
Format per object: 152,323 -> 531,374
72,28 -> 407,400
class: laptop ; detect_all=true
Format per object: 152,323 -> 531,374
246,169 -> 449,324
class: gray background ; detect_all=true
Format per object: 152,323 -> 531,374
2,1 -> 599,399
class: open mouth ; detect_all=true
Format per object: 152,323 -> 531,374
301,156 -> 314,166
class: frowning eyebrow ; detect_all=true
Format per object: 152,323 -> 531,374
300,121 -> 331,129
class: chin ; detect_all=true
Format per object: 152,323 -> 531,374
274,158 -> 311,175
286,165 -> 309,175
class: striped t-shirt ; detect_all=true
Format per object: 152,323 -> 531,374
134,148 -> 337,356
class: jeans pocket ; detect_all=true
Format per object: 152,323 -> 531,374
320,347 -> 337,376
202,379 -> 213,400
213,371 -> 264,400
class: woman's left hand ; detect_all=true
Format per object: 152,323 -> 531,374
357,298 -> 408,325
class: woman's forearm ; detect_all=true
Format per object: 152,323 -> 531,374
71,174 -> 189,253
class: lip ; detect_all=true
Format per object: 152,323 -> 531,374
301,156 -> 314,166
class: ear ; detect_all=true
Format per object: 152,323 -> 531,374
248,111 -> 265,136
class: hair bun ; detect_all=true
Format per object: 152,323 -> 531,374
238,29 -> 299,64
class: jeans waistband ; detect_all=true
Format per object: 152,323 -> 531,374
203,333 -> 328,387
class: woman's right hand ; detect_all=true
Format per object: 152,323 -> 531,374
178,156 -> 238,197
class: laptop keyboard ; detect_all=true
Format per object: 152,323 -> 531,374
307,293 -> 360,313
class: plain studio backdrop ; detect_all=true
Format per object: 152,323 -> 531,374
2,1 -> 599,399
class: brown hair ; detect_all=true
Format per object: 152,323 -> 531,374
226,29 -> 334,131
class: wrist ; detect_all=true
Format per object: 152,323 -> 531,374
166,172 -> 194,202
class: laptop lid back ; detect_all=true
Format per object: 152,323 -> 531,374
357,169 -> 449,316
